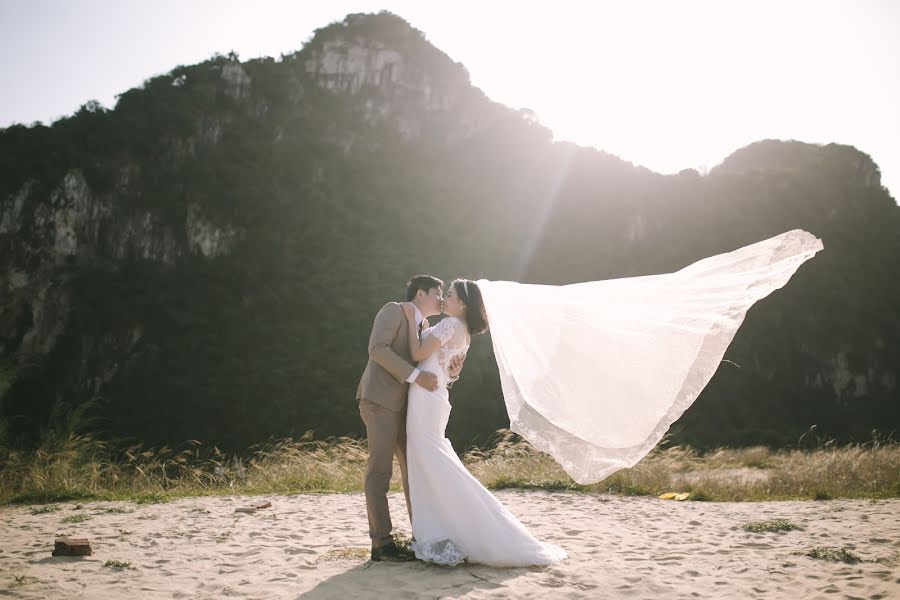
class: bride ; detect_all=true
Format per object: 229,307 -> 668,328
400,279 -> 567,567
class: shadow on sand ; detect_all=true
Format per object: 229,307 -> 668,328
298,559 -> 530,599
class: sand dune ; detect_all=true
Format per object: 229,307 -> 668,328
1,491 -> 897,599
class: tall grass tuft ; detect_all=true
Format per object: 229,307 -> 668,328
1,428 -> 898,505
0,432 -> 370,505
463,430 -> 900,501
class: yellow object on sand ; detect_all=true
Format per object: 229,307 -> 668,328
658,492 -> 690,501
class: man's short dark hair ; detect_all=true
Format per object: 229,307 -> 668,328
406,275 -> 443,302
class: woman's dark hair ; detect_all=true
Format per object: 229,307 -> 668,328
452,279 -> 489,334
406,275 -> 443,302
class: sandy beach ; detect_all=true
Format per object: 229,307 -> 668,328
1,491 -> 897,599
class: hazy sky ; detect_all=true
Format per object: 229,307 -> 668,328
2,0 -> 898,197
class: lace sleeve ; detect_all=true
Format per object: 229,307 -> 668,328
431,317 -> 464,347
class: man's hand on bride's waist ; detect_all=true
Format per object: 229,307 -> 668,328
415,371 -> 439,391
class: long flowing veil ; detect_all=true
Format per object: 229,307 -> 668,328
477,229 -> 823,484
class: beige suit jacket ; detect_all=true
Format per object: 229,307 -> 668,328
356,302 -> 419,413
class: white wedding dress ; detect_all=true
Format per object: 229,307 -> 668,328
406,316 -> 567,567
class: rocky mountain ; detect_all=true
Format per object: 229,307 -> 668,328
1,12 -> 897,451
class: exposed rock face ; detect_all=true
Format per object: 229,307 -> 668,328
301,15 -> 475,141
186,203 -> 239,258
2,169 -> 241,264
42,171 -> 110,261
0,181 -> 29,234
107,211 -> 180,264
0,12 -> 896,450
17,284 -> 69,357
306,40 -> 406,95
220,63 -> 252,100
0,164 -> 244,365
305,39 -> 458,112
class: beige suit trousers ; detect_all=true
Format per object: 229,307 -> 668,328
359,398 -> 412,549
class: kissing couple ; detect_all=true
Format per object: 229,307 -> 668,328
354,228 -> 824,568
356,275 -> 566,567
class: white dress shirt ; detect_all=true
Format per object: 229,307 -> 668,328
406,304 -> 424,383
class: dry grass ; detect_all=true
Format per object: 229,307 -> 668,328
60,513 -> 93,523
30,505 -> 60,515
1,429 -> 898,506
318,547 -> 370,561
10,570 -> 36,587
464,430 -> 900,501
796,546 -> 863,564
741,519 -> 800,533
0,431 -> 368,505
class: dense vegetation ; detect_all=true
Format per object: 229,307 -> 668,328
1,12 -> 897,455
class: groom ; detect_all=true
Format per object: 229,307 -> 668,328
357,275 -> 462,561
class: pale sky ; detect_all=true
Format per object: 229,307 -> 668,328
2,0 -> 898,198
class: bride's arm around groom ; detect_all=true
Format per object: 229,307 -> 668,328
367,302 -> 439,393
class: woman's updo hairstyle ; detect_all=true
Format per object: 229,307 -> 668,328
452,279 -> 489,335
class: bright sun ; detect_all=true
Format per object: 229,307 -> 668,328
412,0 -> 897,180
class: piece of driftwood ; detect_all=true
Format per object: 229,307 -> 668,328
53,537 -> 92,556
234,507 -> 257,514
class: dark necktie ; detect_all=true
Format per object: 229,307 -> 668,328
417,321 -> 423,338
